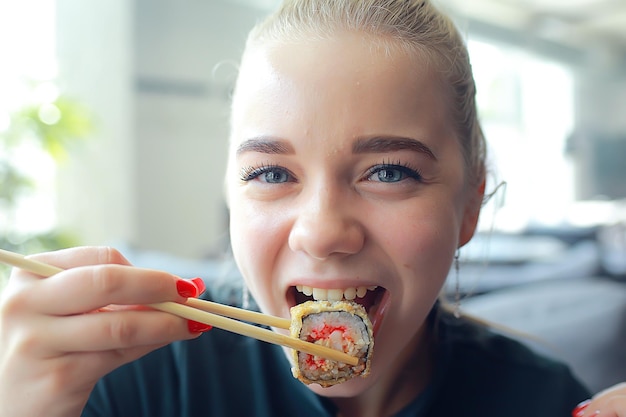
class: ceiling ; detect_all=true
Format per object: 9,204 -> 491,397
240,0 -> 626,70
438,0 -> 626,51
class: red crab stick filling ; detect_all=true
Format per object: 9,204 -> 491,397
305,324 -> 352,370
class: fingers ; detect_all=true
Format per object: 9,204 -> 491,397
26,246 -> 132,271
36,310 -> 199,354
0,340 -> 172,417
574,383 -> 626,417
4,246 -> 135,303
2,246 -> 207,353
23,264 -> 189,315
0,246 -> 210,417
2,245 -> 208,356
5,246 -> 201,316
576,397 -> 626,417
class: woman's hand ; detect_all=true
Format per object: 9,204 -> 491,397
0,246 -> 210,417
574,383 -> 626,417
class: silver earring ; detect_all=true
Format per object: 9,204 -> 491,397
453,249 -> 462,319
242,283 -> 250,310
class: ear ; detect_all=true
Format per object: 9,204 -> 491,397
458,178 -> 486,248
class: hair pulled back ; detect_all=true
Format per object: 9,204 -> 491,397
242,0 -> 486,188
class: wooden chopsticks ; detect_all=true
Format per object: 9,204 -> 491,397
184,298 -> 290,329
0,248 -> 358,366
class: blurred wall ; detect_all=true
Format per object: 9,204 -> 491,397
56,0 -> 136,249
56,0 -> 266,258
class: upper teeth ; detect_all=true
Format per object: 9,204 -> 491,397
295,285 -> 378,302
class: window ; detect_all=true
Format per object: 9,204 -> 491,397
0,0 -> 58,241
469,39 -> 575,232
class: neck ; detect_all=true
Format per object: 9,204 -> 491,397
332,322 -> 435,417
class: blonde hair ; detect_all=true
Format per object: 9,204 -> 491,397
241,0 -> 486,188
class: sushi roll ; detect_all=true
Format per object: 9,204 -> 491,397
290,300 -> 374,387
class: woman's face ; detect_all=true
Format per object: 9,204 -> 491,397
226,32 -> 481,395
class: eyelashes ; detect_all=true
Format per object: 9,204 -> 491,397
239,164 -> 271,181
239,164 -> 294,183
365,160 -> 424,183
239,160 -> 424,184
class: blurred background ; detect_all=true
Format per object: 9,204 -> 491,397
1,0 -> 626,391
1,0 -> 625,260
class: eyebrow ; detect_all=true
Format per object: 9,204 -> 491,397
353,136 -> 437,160
235,135 -> 437,160
236,137 -> 295,156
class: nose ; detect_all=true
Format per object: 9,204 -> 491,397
288,184 -> 365,260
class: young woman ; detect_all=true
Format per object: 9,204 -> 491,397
1,1 -> 621,416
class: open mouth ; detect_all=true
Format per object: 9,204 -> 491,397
287,285 -> 388,334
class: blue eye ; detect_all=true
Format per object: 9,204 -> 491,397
240,165 -> 294,183
367,164 -> 423,183
261,169 -> 290,183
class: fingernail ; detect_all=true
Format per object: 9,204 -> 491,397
177,279 -> 199,298
187,320 -> 213,333
190,277 -> 206,295
572,400 -> 590,417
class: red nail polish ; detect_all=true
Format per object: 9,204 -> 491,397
190,277 -> 206,295
572,400 -> 590,417
177,279 -> 198,298
188,320 -> 213,333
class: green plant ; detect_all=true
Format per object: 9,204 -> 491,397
0,85 -> 92,281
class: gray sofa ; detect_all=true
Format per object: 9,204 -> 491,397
461,276 -> 626,393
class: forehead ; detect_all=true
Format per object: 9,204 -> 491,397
230,32 -> 451,147
236,32 -> 436,96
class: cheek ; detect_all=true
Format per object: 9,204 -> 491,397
228,198 -> 287,303
382,200 -> 460,297
387,202 -> 459,263
366,201 -> 460,382
230,204 -> 265,277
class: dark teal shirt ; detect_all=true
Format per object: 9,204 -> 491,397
83,301 -> 589,416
